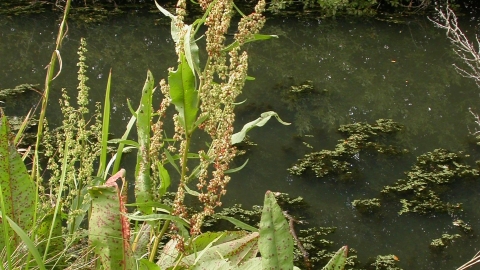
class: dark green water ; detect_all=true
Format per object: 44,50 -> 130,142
2,11 -> 480,269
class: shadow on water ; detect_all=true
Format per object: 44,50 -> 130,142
1,11 -> 480,269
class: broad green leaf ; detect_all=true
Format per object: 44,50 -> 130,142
212,214 -> 258,232
0,113 -> 35,249
194,234 -> 224,265
232,111 -> 291,144
222,34 -> 278,52
237,257 -> 262,270
135,70 -> 154,214
186,231 -> 248,253
183,232 -> 259,267
258,191 -> 293,270
89,185 -> 134,270
157,239 -> 180,268
168,53 -> 199,135
322,246 -> 348,270
192,259 -> 231,269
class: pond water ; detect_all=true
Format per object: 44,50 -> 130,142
2,10 -> 480,269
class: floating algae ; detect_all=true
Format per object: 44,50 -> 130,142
0,83 -> 38,101
352,198 -> 381,214
288,119 -> 406,179
381,149 -> 478,215
366,255 -> 402,270
429,234 -> 461,251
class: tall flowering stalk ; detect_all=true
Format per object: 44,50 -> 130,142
156,0 -> 269,239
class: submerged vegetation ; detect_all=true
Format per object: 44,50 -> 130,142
382,148 -> 478,215
288,119 -> 405,179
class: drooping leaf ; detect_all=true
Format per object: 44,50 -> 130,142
322,246 -> 348,270
168,53 -> 199,135
154,1 -> 182,43
258,191 -> 294,270
135,70 -> 154,214
225,159 -> 249,174
184,24 -> 201,80
232,111 -> 291,144
0,112 -> 35,249
89,184 -> 134,270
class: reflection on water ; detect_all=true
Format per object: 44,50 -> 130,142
1,12 -> 480,269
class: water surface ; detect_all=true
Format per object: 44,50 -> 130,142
1,11 -> 480,269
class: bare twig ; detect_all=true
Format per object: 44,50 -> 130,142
283,211 -> 312,270
430,5 -> 480,87
457,251 -> 480,270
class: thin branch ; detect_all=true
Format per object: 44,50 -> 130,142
430,5 -> 480,87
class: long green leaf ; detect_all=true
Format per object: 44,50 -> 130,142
232,111 -> 291,144
0,212 -> 46,270
258,191 -> 293,270
168,53 -> 199,135
212,214 -> 258,232
225,159 -> 249,174
97,69 -> 112,178
0,113 -> 35,250
135,70 -> 154,214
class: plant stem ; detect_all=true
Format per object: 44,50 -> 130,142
149,220 -> 171,262
31,0 -> 71,230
